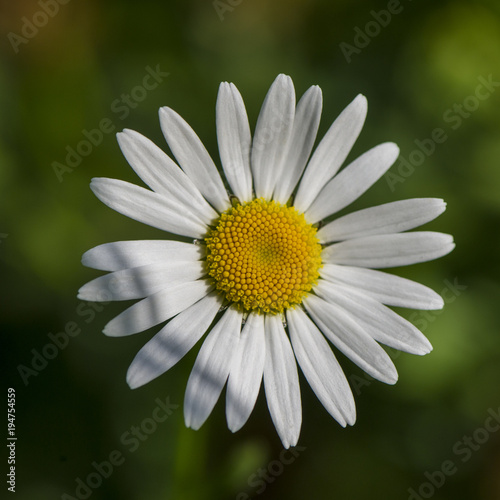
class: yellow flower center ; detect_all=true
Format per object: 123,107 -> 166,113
205,198 -> 322,314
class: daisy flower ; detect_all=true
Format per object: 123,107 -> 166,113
79,74 -> 454,448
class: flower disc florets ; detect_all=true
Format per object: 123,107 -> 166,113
205,198 -> 322,314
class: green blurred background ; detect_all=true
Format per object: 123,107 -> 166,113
2,0 -> 500,499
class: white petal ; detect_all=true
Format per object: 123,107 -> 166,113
184,307 -> 242,430
82,240 -> 204,272
322,232 -> 455,268
103,280 -> 212,337
304,294 -> 398,384
263,314 -> 301,449
78,260 -> 206,301
305,142 -> 400,223
317,198 -> 447,243
126,292 -> 222,389
159,106 -> 230,212
320,264 -> 444,310
117,129 -> 218,225
294,94 -> 367,213
226,313 -> 265,432
90,178 -> 207,239
273,85 -> 323,204
287,307 -> 356,426
216,82 -> 253,202
251,74 -> 295,200
315,280 -> 433,355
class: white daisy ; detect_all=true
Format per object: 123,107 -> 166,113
79,74 -> 455,448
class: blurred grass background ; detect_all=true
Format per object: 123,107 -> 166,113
1,0 -> 500,499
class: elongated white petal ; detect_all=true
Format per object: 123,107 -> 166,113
82,240 -> 204,272
78,260 -> 206,301
320,264 -> 444,310
287,307 -> 356,426
294,94 -> 367,213
305,143 -> 399,223
317,198 -> 447,243
263,315 -> 301,449
127,292 -> 222,389
273,86 -> 323,204
226,313 -> 265,432
304,294 -> 398,384
103,280 -> 212,337
117,129 -> 218,225
184,307 -> 242,430
322,232 -> 455,268
159,107 -> 230,212
315,281 -> 432,355
91,178 -> 207,239
251,74 -> 295,200
216,82 -> 253,202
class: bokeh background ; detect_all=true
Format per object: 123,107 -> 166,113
2,0 -> 500,499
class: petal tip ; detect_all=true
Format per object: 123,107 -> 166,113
126,373 -> 142,390
185,417 -> 202,431
434,296 -> 445,310
102,324 -> 118,337
434,199 -> 447,216
227,420 -> 243,434
273,73 -> 294,91
89,177 -> 104,191
346,413 -> 357,427
353,93 -> 368,110
385,141 -> 400,156
158,106 -> 173,119
116,128 -> 136,142
218,81 -> 231,94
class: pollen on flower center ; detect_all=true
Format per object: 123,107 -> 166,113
205,198 -> 322,314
